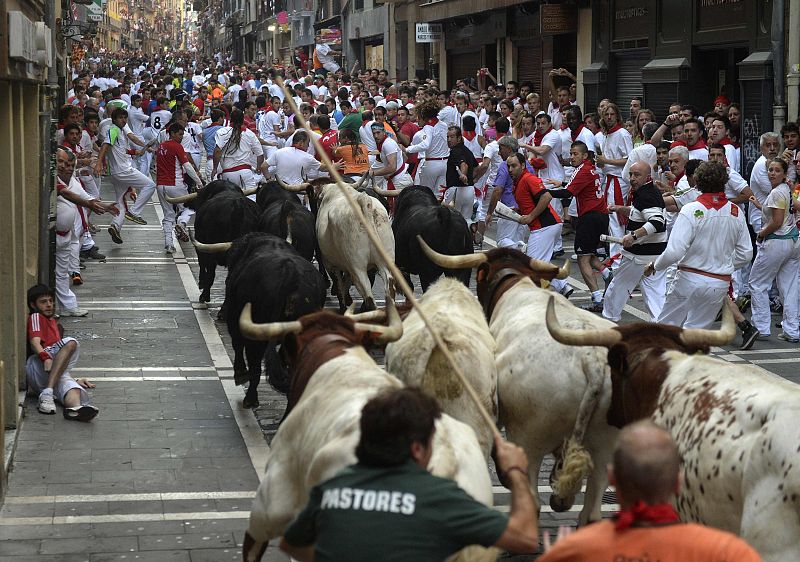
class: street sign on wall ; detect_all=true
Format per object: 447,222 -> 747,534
416,23 -> 443,43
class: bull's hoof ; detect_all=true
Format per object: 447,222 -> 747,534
242,393 -> 259,409
217,306 -> 228,322
233,369 -> 249,386
268,372 -> 290,394
549,493 -> 576,512
358,300 -> 376,313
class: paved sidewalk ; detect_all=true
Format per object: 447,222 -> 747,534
0,181 -> 286,561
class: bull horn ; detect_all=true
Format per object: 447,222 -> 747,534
679,302 -> 736,348
555,259 -> 571,279
191,239 -> 232,253
345,309 -> 387,322
352,173 -> 369,190
242,187 -> 259,196
371,185 -> 403,197
165,192 -> 198,204
277,177 -> 310,193
416,235 -> 488,269
545,297 -> 622,347
354,297 -> 403,344
239,303 -> 303,340
529,257 -> 559,273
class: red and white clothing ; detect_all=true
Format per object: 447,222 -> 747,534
377,136 -> 412,190
257,108 -> 282,159
407,118 -> 449,194
686,139 -> 709,161
215,126 -> 262,190
318,129 -> 338,163
27,313 -> 61,348
103,124 -> 157,233
565,160 -> 607,216
476,138 -> 504,221
267,146 -> 326,191
156,140 -> 196,246
656,193 -> 752,329
601,125 -> 634,254
718,139 -> 740,174
56,176 -> 92,310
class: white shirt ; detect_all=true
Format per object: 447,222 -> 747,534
538,129 -> 564,183
103,124 -> 134,174
406,121 -> 449,159
748,155 -> 771,228
257,109 -> 281,145
600,127 -> 633,179
463,134 -> 483,160
437,105 -> 459,127
315,43 -> 335,65
359,122 -> 379,153
547,102 -> 563,130
149,109 -> 173,133
184,122 -> 203,154
267,146 -> 325,184
481,140 -> 503,187
666,176 -> 700,232
621,143 -> 657,185
127,106 -> 150,136
688,146 -> 709,161
724,167 -> 749,203
284,130 -> 320,157
722,143 -> 739,174
215,126 -> 262,171
654,195 -> 751,275
227,84 -> 243,103
378,137 -> 405,175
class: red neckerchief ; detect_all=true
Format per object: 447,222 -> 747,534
570,124 -> 586,142
426,117 -> 439,127
606,123 -> 622,135
672,170 -> 685,185
717,137 -> 733,146
64,141 -> 78,152
670,140 -> 687,149
463,131 -> 477,141
614,501 -> 680,531
560,124 -> 568,131
697,192 -> 729,210
533,127 -> 552,147
687,138 -> 707,151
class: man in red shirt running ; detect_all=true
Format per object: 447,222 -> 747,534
25,284 -> 99,420
316,115 -> 338,163
546,141 -> 613,311
155,122 -> 204,253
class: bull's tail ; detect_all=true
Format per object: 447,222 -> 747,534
550,353 -> 606,503
358,194 -> 394,295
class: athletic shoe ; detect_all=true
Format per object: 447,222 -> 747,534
560,285 -> 574,299
777,332 -> 800,343
38,392 -> 56,415
165,245 -> 175,255
739,322 -> 759,351
108,225 -> 123,244
174,223 -> 190,242
552,249 -> 565,258
60,307 -> 89,317
735,294 -> 751,314
86,246 -> 106,260
125,212 -> 147,225
584,300 -> 604,313
71,272 -> 83,286
571,254 -> 578,261
756,333 -> 771,340
63,404 -> 99,422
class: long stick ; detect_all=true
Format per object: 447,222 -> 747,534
276,78 -> 500,440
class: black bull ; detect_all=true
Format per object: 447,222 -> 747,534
392,185 -> 473,291
192,181 -> 260,304
224,232 -> 326,408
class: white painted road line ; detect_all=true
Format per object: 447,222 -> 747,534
73,367 -> 216,372
0,511 -> 251,526
5,491 -> 258,504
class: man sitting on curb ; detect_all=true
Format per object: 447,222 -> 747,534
25,284 -> 99,421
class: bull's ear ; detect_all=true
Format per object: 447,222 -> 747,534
476,263 -> 488,283
607,343 -> 629,376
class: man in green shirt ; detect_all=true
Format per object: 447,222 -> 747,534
337,100 -> 364,142
278,387 -> 539,561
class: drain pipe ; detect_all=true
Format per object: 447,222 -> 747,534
787,0 -> 800,122
771,0 -> 786,130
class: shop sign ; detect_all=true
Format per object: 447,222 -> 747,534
540,4 -> 576,36
697,0 -> 745,31
86,0 -> 104,22
612,0 -> 649,41
416,23 -> 443,43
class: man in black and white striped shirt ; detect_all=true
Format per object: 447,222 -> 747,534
601,162 -> 668,322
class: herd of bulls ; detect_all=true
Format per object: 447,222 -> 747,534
173,180 -> 799,562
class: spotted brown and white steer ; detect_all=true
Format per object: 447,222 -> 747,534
546,297 -> 800,562
239,301 -> 498,562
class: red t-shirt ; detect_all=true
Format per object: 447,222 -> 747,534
318,129 -> 339,163
399,121 -> 421,164
567,160 -> 608,216
514,171 -> 562,231
27,313 -> 61,348
192,98 -> 205,117
156,140 -> 190,187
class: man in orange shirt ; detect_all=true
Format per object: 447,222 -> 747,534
539,421 -> 761,562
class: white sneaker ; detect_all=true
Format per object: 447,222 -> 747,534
60,308 -> 88,317
38,391 -> 56,415
165,245 -> 175,255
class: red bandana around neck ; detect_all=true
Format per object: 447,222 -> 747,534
687,138 -> 707,151
533,127 -> 552,147
570,124 -> 585,142
717,137 -> 733,146
614,501 -> 680,531
426,117 -> 439,127
463,131 -> 477,141
672,170 -> 685,186
606,123 -> 622,135
697,192 -> 729,210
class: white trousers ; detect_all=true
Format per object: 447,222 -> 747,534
549,199 -> 564,251
205,157 -> 215,181
606,175 -> 630,258
221,169 -> 257,200
25,337 -> 87,402
602,254 -> 666,322
496,216 -> 527,249
55,232 -> 78,310
110,168 -> 157,230
390,171 -> 414,190
732,264 -> 751,299
476,185 -> 493,222
526,223 -> 566,292
156,185 -> 194,247
443,185 -> 475,223
749,238 -> 800,338
415,159 -> 447,195
658,271 -> 728,329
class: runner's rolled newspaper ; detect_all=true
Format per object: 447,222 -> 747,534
494,202 -> 523,222
599,234 -> 625,244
